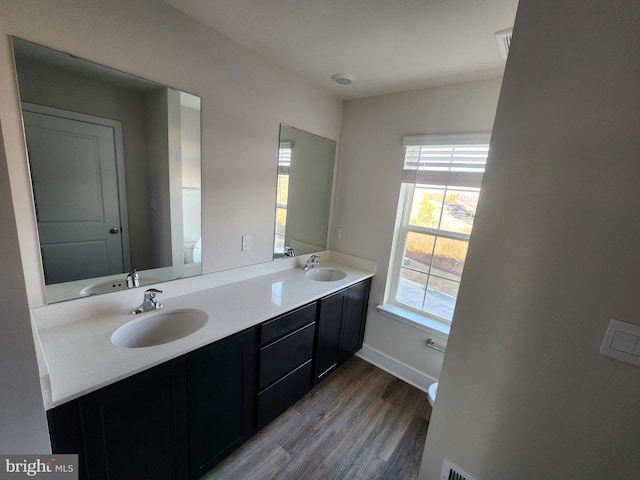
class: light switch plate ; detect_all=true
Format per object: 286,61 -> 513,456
600,318 -> 640,366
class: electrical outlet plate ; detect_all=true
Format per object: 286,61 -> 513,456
241,235 -> 251,251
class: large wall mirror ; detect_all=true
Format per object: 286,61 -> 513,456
12,38 -> 202,303
274,124 -> 336,259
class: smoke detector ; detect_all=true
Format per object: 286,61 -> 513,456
331,73 -> 355,85
495,28 -> 513,59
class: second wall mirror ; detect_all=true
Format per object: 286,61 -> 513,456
274,124 -> 336,259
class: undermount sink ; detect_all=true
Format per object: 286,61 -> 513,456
80,277 -> 162,296
305,268 -> 347,282
111,309 -> 209,348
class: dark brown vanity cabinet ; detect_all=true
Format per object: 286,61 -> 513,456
338,278 -> 371,361
187,328 -> 257,479
47,329 -> 257,480
48,357 -> 190,480
256,302 -> 316,429
314,278 -> 371,383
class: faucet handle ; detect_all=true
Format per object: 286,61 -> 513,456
131,289 -> 164,314
144,288 -> 163,300
303,254 -> 320,270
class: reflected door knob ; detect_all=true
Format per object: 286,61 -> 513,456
109,227 -> 120,234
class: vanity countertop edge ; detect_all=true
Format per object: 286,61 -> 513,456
33,252 -> 376,410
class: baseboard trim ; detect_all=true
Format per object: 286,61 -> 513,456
356,344 -> 437,393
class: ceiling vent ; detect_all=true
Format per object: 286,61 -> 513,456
494,28 -> 513,59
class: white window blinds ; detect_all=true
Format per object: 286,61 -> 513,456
401,133 -> 490,188
278,141 -> 292,175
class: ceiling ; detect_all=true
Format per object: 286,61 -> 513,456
162,0 -> 518,100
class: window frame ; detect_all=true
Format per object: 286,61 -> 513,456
385,133 -> 490,326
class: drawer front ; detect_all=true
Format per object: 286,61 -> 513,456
260,302 -> 317,346
256,360 -> 312,430
259,323 -> 315,390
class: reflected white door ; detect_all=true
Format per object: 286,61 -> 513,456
23,106 -> 128,284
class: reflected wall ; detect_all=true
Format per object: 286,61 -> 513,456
12,38 -> 202,303
274,125 -> 336,258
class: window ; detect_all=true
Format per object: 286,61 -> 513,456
388,134 -> 489,323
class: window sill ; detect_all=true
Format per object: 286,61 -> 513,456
376,303 -> 450,337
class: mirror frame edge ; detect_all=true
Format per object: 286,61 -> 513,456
7,36 -> 47,307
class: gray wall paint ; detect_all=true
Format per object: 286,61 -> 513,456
333,78 -> 502,381
0,123 -> 50,453
420,0 -> 640,478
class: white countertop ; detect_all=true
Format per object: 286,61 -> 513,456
33,252 -> 375,409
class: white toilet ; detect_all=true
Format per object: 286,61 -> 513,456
428,382 -> 438,407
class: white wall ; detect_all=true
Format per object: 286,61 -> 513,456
420,1 -> 640,478
332,78 -> 503,386
0,0 -> 341,451
0,124 -> 50,453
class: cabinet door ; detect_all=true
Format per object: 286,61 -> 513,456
47,400 -> 88,479
314,289 -> 347,383
339,278 -> 371,362
80,358 -> 189,480
187,328 -> 257,479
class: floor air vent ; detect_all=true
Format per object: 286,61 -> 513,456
440,459 -> 479,480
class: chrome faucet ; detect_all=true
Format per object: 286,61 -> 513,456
303,255 -> 320,271
126,269 -> 139,288
131,288 -> 163,314
284,246 -> 295,257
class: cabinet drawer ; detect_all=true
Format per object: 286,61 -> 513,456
256,360 -> 312,429
259,323 -> 315,390
260,302 -> 317,346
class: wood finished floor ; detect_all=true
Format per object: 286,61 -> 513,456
202,356 -> 432,480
